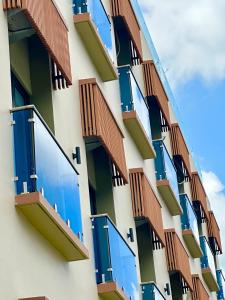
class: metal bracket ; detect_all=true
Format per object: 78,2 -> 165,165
103,225 -> 109,229
28,118 -> 35,123
11,120 -> 16,126
22,182 -> 28,194
13,176 -> 18,182
54,203 -> 58,213
30,174 -> 38,179
67,219 -> 71,228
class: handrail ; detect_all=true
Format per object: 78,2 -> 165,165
11,105 -> 79,175
91,214 -> 136,256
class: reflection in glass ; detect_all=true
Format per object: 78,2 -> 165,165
119,65 -> 152,140
217,270 -> 225,300
141,282 -> 165,300
12,106 -> 83,240
153,140 -> 179,200
92,215 -> 139,300
73,0 -> 113,61
200,236 -> 217,280
180,194 -> 199,242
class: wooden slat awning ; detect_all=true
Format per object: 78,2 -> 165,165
192,275 -> 209,300
79,78 -> 128,186
207,211 -> 222,254
165,229 -> 193,291
3,0 -> 72,89
191,172 -> 209,221
143,60 -> 170,128
111,0 -> 142,61
170,123 -> 192,180
129,168 -> 165,247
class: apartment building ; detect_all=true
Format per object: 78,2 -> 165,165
0,0 -> 224,299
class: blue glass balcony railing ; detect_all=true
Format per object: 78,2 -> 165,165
153,140 -> 179,199
73,0 -> 113,61
180,194 -> 199,240
141,282 -> 165,300
118,65 -> 152,140
12,106 -> 83,240
217,270 -> 225,300
200,236 -> 216,279
91,215 -> 139,300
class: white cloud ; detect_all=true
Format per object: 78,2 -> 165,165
202,171 -> 225,269
139,0 -> 225,86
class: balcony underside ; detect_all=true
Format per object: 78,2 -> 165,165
98,282 -> 129,300
123,111 -> 155,159
157,180 -> 182,216
182,229 -> 202,258
202,268 -> 219,292
74,13 -> 117,82
15,192 -> 89,261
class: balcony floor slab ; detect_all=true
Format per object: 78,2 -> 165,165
15,192 -> 89,261
123,111 -> 155,159
157,180 -> 182,216
98,282 -> 129,300
182,229 -> 202,258
74,13 -> 117,82
202,268 -> 219,292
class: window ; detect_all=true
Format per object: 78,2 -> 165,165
11,72 -> 30,108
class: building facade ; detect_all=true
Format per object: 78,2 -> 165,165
0,0 -> 224,299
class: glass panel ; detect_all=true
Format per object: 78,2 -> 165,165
200,236 -> 217,280
11,73 -> 30,107
141,282 -> 165,300
153,140 -> 179,200
12,107 -> 83,239
92,215 -> 139,300
217,270 -> 225,300
180,194 -> 199,242
129,0 -> 180,124
119,65 -> 152,140
73,0 -> 113,61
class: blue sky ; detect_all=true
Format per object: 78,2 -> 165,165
139,0 -> 225,270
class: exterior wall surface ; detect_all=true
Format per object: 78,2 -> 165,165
0,0 -> 223,299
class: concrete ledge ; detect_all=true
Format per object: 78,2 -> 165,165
74,13 -> 117,82
157,180 -> 182,216
98,282 -> 129,300
15,192 -> 89,261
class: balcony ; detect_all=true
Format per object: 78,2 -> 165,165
129,168 -> 165,247
179,194 -> 202,258
153,140 -> 181,216
192,275 -> 209,300
207,211 -> 223,255
165,229 -> 193,292
91,215 -> 138,300
216,270 -> 225,300
200,236 -> 218,291
170,123 -> 192,181
191,172 -> 209,223
143,60 -> 170,131
141,282 -> 165,300
119,65 -> 155,159
12,106 -> 89,261
73,0 -> 117,81
111,0 -> 142,64
3,0 -> 72,89
79,78 -> 128,186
